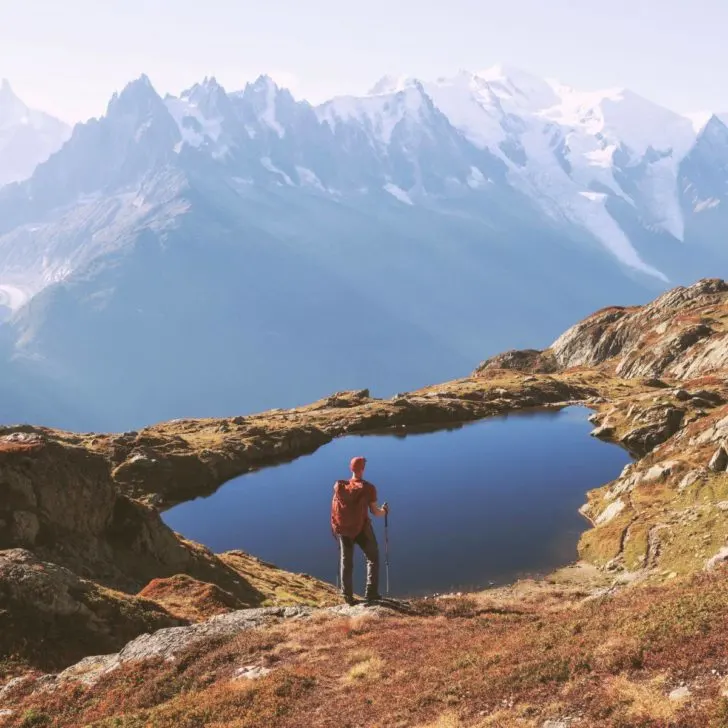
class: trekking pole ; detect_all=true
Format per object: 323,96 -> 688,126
383,504 -> 390,596
335,534 -> 341,592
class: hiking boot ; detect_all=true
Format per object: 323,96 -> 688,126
365,593 -> 382,604
343,594 -> 356,606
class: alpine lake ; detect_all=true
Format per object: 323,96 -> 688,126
163,406 -> 631,597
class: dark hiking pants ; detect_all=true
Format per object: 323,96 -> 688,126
339,521 -> 379,599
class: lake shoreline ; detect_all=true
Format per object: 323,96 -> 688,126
163,405 -> 630,597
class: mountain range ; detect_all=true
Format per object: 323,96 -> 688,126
1,66 -> 727,431
0,79 -> 69,189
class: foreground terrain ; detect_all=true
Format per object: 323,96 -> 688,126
3,278 -> 728,726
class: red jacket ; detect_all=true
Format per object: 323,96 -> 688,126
331,478 -> 377,538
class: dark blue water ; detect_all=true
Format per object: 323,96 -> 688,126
163,407 -> 630,597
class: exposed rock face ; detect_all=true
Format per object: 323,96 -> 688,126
0,435 -> 263,599
479,279 -> 728,386
109,424 -> 333,506
12,601 -> 394,695
476,348 -> 558,374
0,431 -> 339,676
619,405 -> 685,457
588,395 -> 692,457
0,549 -> 181,673
550,307 -> 635,369
709,446 -> 728,472
550,279 -> 728,378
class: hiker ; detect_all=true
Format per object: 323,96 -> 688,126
331,456 -> 389,605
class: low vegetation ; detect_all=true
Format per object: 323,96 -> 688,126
5,569 -> 728,727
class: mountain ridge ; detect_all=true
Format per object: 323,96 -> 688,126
1,68 -> 727,429
5,66 -> 728,285
0,79 -> 70,188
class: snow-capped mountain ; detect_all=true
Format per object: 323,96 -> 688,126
0,67 -> 727,430
0,79 -> 70,187
333,66 -> 705,280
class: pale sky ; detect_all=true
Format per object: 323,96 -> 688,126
1,0 -> 726,123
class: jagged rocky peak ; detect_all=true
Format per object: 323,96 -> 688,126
233,74 -> 300,136
0,77 -> 16,100
241,74 -> 298,104
385,78 -> 432,112
477,63 -> 560,111
550,277 -> 728,375
178,76 -> 236,120
249,73 -> 277,91
106,74 -> 166,118
368,74 -> 416,95
478,278 -> 728,380
0,78 -> 28,124
182,76 -> 226,103
0,79 -> 72,187
240,74 -> 292,105
647,277 -> 728,309
694,113 -> 728,144
100,74 -> 182,155
0,77 -> 18,101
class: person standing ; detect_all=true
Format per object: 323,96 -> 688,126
331,456 -> 389,605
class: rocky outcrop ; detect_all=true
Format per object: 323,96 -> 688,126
708,445 -> 728,472
0,549 -> 182,674
478,279 -> 728,385
0,431 -> 338,677
7,601 -> 395,698
550,306 -> 636,369
0,434 -> 264,599
589,397 -> 688,457
551,278 -> 728,378
476,348 -> 558,373
62,377 -> 593,509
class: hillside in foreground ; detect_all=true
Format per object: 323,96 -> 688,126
3,279 -> 728,726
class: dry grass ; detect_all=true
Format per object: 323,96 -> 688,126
0,441 -> 45,453
219,551 -> 340,608
415,711 -> 465,728
138,574 -> 245,622
7,570 -> 728,727
606,674 -> 684,723
683,375 -> 727,389
0,583 -> 181,683
344,650 -> 385,683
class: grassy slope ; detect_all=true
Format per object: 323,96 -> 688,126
5,569 -> 728,727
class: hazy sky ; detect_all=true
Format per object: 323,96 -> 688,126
2,0 -> 726,123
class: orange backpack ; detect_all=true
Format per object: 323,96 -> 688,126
331,479 -> 371,538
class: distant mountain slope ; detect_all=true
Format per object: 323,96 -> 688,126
0,68 -> 726,430
0,79 -> 70,188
